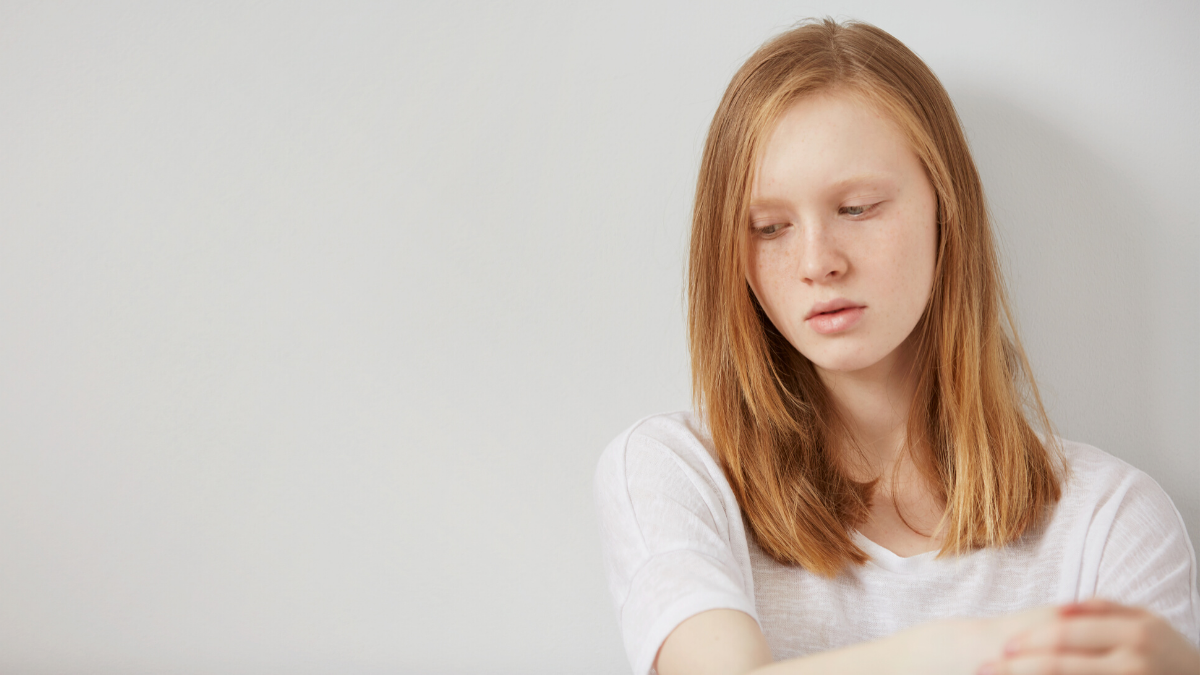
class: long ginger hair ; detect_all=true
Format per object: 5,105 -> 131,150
688,18 -> 1063,577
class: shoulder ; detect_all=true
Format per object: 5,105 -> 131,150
593,411 -> 739,549
597,411 -> 718,466
1055,438 -> 1186,548
1058,438 -> 1139,484
1057,438 -> 1182,524
1059,439 -> 1141,494
593,411 -> 728,508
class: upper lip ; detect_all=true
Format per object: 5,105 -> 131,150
805,298 -> 863,320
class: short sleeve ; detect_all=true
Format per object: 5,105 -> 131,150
1088,468 -> 1200,646
593,413 -> 758,675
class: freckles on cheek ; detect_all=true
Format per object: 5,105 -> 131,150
880,226 -> 925,283
750,251 -> 789,311
744,245 -> 766,291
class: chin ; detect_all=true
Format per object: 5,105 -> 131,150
803,348 -> 890,375
810,359 -> 875,374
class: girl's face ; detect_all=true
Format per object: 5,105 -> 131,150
745,90 -> 938,380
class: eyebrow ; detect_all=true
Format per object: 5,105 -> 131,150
749,174 -> 895,209
828,173 -> 894,191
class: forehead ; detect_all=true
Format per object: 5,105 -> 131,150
751,90 -> 918,202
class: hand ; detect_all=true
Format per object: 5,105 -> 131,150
977,599 -> 1200,675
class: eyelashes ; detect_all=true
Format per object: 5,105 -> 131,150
752,202 -> 881,238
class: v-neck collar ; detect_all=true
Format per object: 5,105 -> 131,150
852,531 -> 941,574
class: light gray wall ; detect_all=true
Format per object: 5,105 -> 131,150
0,2 -> 1195,673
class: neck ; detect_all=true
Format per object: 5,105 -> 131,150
817,341 -> 920,479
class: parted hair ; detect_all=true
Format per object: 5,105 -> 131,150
687,18 -> 1063,577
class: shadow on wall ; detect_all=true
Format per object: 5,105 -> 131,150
950,88 -> 1155,465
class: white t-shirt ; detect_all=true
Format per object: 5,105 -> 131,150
593,411 -> 1200,675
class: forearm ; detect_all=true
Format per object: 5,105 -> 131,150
748,607 -> 1059,675
746,632 -> 901,675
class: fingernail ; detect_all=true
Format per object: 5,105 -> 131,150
977,663 -> 997,675
1003,638 -> 1020,656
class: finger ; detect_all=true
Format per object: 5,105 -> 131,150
980,653 -> 1124,675
1006,616 -> 1137,655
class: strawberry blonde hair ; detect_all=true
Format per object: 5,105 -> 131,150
688,18 -> 1063,576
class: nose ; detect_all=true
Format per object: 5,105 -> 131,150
798,220 -> 848,284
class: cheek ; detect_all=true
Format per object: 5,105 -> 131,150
891,213 -> 938,311
865,214 -> 937,325
745,244 -> 774,306
914,204 -> 939,292
744,246 -> 764,300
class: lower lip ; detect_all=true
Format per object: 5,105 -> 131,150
806,307 -> 864,334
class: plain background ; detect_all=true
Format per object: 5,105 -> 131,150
1,1 -> 1197,673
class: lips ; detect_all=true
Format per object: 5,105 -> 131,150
805,299 -> 866,335
804,298 -> 863,321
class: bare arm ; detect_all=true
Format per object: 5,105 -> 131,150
656,606 -> 1062,675
655,610 -> 773,675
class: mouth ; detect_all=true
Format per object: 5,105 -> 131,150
805,300 -> 866,335
804,299 -> 864,321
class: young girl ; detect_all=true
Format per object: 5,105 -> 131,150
594,19 -> 1200,675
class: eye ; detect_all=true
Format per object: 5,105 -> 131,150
839,203 -> 877,217
755,222 -> 788,238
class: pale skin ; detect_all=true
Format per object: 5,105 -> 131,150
655,89 -> 1200,675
